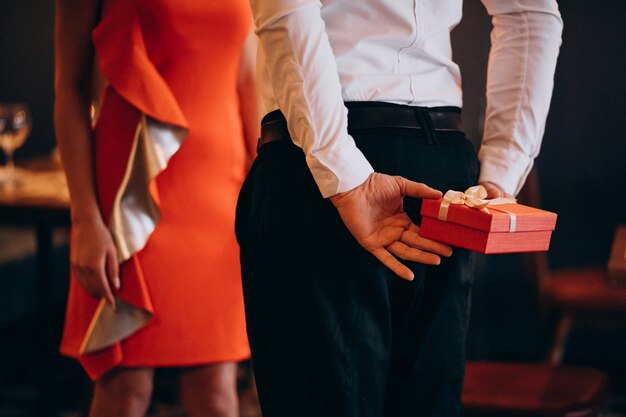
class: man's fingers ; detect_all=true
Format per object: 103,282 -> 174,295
396,177 -> 442,200
479,181 -> 505,199
400,229 -> 453,257
371,248 -> 414,281
387,241 -> 442,265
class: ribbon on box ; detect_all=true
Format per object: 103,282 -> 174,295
438,185 -> 518,232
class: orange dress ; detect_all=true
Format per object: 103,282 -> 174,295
60,0 -> 251,380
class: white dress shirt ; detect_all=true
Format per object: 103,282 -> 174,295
251,0 -> 563,197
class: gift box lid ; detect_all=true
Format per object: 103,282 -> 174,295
420,199 -> 557,233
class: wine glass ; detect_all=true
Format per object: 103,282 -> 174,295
0,102 -> 32,187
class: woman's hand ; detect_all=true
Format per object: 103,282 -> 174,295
70,218 -> 119,308
329,173 -> 453,281
55,0 -> 117,304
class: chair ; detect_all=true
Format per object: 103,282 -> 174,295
547,242 -> 626,364
464,362 -> 609,417
501,168 -> 626,365
462,169 -> 612,417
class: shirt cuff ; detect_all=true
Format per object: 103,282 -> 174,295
307,134 -> 374,198
478,146 -> 533,197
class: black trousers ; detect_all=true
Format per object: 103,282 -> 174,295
235,105 -> 479,417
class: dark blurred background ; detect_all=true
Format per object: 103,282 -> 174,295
0,0 -> 625,415
453,0 -> 626,363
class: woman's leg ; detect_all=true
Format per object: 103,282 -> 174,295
90,367 -> 154,417
179,362 -> 239,417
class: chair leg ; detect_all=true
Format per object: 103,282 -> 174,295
549,311 -> 573,365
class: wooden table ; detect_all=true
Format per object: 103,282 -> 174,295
0,162 -> 69,222
0,159 -> 70,416
0,159 -> 71,302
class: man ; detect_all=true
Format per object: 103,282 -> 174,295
235,1 -> 562,416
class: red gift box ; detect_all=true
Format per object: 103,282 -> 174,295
419,197 -> 557,254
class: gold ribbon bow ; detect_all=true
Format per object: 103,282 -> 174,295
437,185 -> 518,232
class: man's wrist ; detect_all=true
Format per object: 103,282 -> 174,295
329,172 -> 372,206
478,181 -> 509,199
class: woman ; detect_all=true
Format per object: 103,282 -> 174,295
54,0 -> 258,416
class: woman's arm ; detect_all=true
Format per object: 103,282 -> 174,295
237,26 -> 261,168
54,0 -> 118,307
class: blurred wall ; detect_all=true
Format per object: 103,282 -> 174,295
452,0 -> 626,361
0,0 -> 624,268
0,0 -> 56,158
537,2 -> 626,268
453,0 -> 626,269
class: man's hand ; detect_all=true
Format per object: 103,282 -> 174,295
479,181 -> 507,199
329,173 -> 453,281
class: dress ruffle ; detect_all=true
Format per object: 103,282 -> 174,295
92,1 -> 188,128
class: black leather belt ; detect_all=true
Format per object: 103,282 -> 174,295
258,104 -> 463,151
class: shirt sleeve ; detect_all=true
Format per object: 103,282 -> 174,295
250,0 -> 374,198
478,0 -> 563,196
